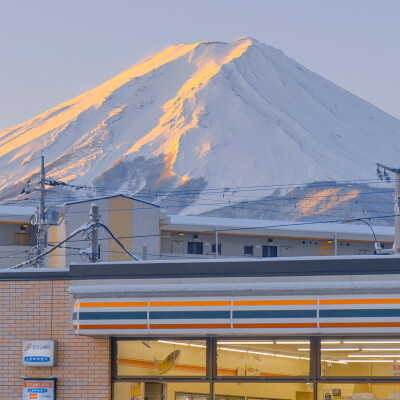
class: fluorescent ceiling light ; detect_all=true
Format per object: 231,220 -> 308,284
218,341 -> 274,345
158,340 -> 177,345
189,344 -> 206,348
362,348 -> 400,351
218,347 -> 247,353
298,347 -> 360,352
321,348 -> 360,352
342,359 -> 394,363
157,340 -> 189,346
321,340 -> 341,344
248,350 -> 274,356
343,340 -> 400,344
275,341 -> 309,344
348,354 -> 400,358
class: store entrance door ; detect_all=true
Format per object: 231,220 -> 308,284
145,383 -> 164,400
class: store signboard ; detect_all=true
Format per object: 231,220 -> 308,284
23,380 -> 55,400
22,340 -> 56,367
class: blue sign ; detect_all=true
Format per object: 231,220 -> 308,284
28,388 -> 48,393
24,356 -> 50,362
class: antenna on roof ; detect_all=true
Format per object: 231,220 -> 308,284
376,163 -> 400,254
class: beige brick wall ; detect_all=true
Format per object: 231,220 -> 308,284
0,280 -> 110,399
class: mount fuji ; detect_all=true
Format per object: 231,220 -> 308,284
0,38 -> 399,220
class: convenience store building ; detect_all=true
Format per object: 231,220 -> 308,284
2,255 -> 400,400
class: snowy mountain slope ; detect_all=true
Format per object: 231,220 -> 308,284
0,38 -> 399,215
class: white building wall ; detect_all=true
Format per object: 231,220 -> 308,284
161,232 -> 377,259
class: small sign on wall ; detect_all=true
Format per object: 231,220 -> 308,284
23,379 -> 56,400
245,365 -> 260,376
22,340 -> 56,367
392,362 -> 400,376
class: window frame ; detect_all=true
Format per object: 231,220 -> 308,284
188,241 -> 204,255
212,243 -> 221,255
244,245 -> 254,256
111,335 -> 400,400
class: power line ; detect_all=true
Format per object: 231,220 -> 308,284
2,187 -> 395,214
0,177 -> 393,203
60,213 -> 396,245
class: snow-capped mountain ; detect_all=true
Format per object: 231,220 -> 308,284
0,38 -> 399,216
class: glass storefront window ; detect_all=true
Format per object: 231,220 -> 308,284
113,382 -> 314,400
318,383 -> 400,400
214,382 -> 314,400
113,337 -> 400,400
117,339 -> 207,377
216,339 -> 310,377
320,339 -> 400,377
113,382 -> 210,400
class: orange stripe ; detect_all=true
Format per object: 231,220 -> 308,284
150,301 -> 231,307
320,322 -> 400,328
234,300 -> 317,306
78,324 -> 148,330
119,358 -> 206,373
79,301 -> 148,308
118,358 -> 295,377
150,323 -> 231,329
73,324 -> 77,330
233,323 -> 317,328
320,299 -> 400,305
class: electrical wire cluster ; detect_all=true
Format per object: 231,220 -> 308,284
1,177 -> 397,267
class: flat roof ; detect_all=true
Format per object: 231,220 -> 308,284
2,255 -> 399,281
162,215 -> 394,241
68,255 -> 400,280
0,206 -> 36,223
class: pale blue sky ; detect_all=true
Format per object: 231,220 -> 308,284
0,0 -> 399,129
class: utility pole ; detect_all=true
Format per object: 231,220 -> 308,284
89,203 -> 100,262
215,228 -> 219,259
36,156 -> 47,267
376,163 -> 400,254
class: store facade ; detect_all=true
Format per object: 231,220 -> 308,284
70,256 -> 400,400
2,255 -> 400,399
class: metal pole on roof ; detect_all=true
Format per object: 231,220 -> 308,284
394,171 -> 400,254
376,163 -> 400,254
89,203 -> 100,262
215,228 -> 218,258
334,233 -> 338,256
36,156 -> 46,268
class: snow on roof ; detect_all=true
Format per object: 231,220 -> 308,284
0,206 -> 35,224
0,206 -> 36,217
164,215 -> 394,239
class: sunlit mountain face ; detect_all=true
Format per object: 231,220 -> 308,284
0,38 -> 399,220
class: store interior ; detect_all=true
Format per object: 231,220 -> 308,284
113,339 -> 400,400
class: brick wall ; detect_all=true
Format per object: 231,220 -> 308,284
0,280 -> 110,399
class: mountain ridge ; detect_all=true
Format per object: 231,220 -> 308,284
0,38 -> 399,218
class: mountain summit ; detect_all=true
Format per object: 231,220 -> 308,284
1,38 -> 399,214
